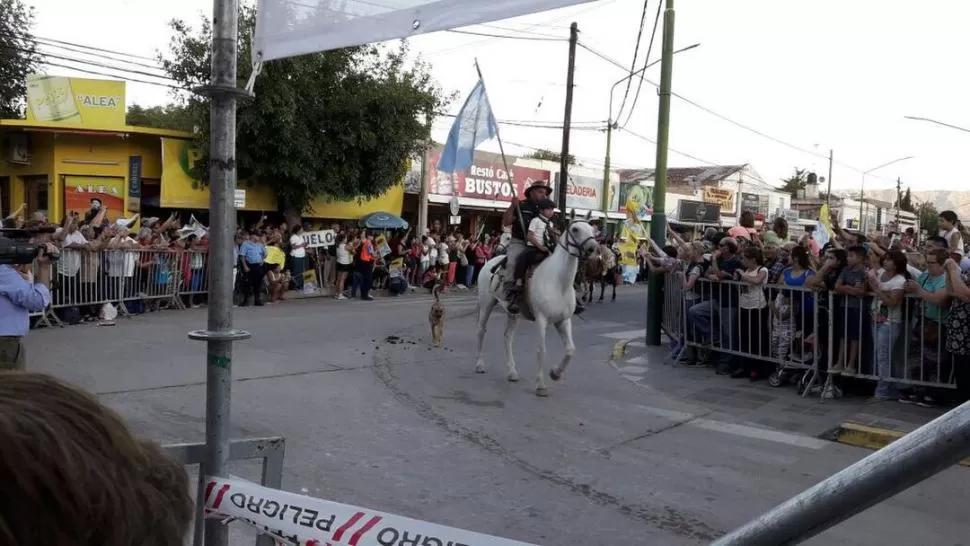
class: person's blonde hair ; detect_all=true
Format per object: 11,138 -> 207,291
0,373 -> 192,546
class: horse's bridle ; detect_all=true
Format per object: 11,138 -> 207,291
558,220 -> 597,258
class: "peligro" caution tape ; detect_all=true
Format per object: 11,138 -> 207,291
203,476 -> 539,546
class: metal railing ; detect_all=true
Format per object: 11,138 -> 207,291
29,248 -> 213,326
163,436 -> 286,546
663,271 -> 957,396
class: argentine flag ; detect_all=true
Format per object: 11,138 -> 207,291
437,79 -> 498,175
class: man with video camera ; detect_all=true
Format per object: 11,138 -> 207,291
0,240 -> 57,370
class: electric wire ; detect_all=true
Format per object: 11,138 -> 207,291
614,0 -> 651,125
619,0 -> 663,128
577,40 -> 900,182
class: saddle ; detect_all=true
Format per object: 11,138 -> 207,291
489,256 -> 543,322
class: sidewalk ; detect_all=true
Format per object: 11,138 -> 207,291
609,338 -> 952,453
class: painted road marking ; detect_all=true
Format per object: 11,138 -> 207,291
625,355 -> 649,365
618,365 -> 649,374
630,404 -> 828,450
600,329 -> 646,340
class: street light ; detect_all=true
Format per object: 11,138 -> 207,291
599,42 -> 701,212
859,155 -> 913,232
904,116 -> 970,134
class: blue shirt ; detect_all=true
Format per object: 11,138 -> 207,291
239,240 -> 267,264
0,265 -> 51,336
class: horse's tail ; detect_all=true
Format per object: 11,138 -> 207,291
432,282 -> 443,303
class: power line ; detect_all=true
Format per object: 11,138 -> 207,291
38,61 -> 180,90
614,0 -> 651,124
444,29 -> 565,41
33,40 -> 167,72
577,40 -> 899,183
619,0 -> 662,128
618,126 -> 780,190
0,30 -> 158,62
433,112 -> 604,130
18,46 -> 177,82
421,0 -> 618,57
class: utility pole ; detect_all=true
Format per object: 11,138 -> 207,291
601,122 -> 613,214
896,176 -> 902,226
558,21 -> 578,224
646,0 -> 675,346
825,149 -> 833,207
190,0 -> 250,544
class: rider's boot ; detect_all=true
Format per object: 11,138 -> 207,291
574,297 -> 586,315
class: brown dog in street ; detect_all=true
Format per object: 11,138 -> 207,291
429,283 -> 445,347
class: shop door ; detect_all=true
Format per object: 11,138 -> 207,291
24,176 -> 48,218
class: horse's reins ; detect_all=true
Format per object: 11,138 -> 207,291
558,221 -> 597,258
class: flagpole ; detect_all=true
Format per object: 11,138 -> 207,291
475,59 -> 528,237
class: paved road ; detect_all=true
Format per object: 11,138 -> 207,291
27,286 -> 970,545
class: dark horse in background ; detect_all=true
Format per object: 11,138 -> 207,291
578,244 -> 619,303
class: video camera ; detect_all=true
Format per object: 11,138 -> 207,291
0,226 -> 59,265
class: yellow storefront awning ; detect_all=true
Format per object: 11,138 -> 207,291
304,184 -> 403,219
160,137 -> 278,211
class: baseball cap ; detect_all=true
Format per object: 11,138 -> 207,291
537,198 -> 556,210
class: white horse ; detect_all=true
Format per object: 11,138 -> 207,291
474,215 -> 601,396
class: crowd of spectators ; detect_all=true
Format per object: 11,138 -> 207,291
645,210 -> 970,407
5,200 -> 522,324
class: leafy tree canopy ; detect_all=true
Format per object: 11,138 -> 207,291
529,148 -> 576,166
778,168 -> 808,197
896,186 -> 916,213
159,6 -> 450,216
916,199 -> 939,236
126,103 -> 195,132
0,0 -> 39,118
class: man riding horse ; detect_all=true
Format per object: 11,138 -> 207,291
502,180 -> 585,315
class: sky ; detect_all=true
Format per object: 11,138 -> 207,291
26,0 -> 970,195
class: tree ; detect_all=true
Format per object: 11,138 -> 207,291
916,199 -> 939,236
126,103 -> 195,132
159,6 -> 450,221
529,148 -> 576,166
0,0 -> 40,118
899,187 -> 915,213
779,168 -> 808,197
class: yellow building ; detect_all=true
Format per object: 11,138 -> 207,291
0,74 -> 403,223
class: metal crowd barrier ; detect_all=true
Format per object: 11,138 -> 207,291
31,248 -> 212,327
163,436 -> 286,546
663,271 -> 957,397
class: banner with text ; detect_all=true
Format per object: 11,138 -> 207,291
64,175 -> 124,222
702,187 -> 736,213
554,172 -> 604,211
26,74 -> 126,127
427,147 -> 550,203
203,476 -> 537,546
302,229 -> 336,248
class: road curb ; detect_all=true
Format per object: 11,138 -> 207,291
831,422 -> 970,467
610,338 -> 634,361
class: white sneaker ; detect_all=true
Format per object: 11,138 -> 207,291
335,294 -> 347,300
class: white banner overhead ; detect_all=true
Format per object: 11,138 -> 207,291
254,0 -> 598,61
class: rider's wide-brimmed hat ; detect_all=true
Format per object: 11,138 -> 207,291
524,179 -> 553,199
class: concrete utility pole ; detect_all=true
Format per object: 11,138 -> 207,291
645,0 -> 676,346
189,0 -> 251,544
558,21 -> 578,222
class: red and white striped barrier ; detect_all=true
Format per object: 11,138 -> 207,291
203,476 -> 538,546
